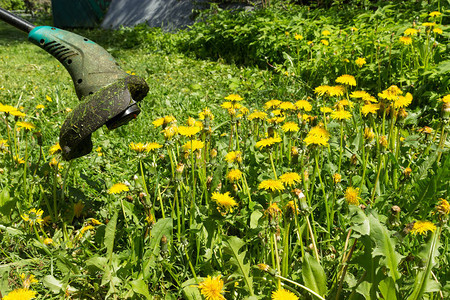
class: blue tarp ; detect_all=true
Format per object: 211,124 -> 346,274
52,0 -> 111,28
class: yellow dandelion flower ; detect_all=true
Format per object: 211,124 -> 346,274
0,104 -> 17,113
304,125 -> 330,146
73,201 -> 84,218
153,115 -> 176,128
433,27 -> 443,34
46,95 -> 52,102
295,99 -> 312,111
9,110 -> 26,117
422,22 -> 436,27
258,179 -> 284,192
153,118 -> 165,127
320,39 -> 329,46
399,36 -> 412,45
264,99 -> 282,110
331,110 -> 352,120
364,127 -> 375,141
279,101 -> 296,110
350,90 -> 371,100
265,202 -> 283,218
198,275 -> 226,300
90,218 -> 103,225
108,183 -> 129,194
320,106 -> 333,113
361,103 -> 379,116
199,107 -> 214,120
314,85 -> 331,96
272,288 -> 299,300
20,273 -> 38,289
0,139 -> 9,152
129,142 -> 148,153
393,92 -> 413,108
350,26 -> 358,32
294,33 -> 303,40
212,192 -> 238,213
178,125 -> 201,137
282,121 -> 299,133
21,208 -> 44,226
336,74 -> 356,86
146,142 -> 163,152
329,85 -> 346,97
404,28 -> 418,36
410,220 -> 436,235
14,155 -> 25,164
43,238 -> 53,245
378,85 -> 403,101
163,124 -> 178,139
429,11 -> 442,17
79,225 -> 95,236
322,30 -> 331,36
182,140 -> 204,152
355,57 -> 366,67
441,94 -> 450,103
49,143 -> 61,155
36,104 -> 45,109
3,288 -> 37,300
345,187 -> 360,205
248,110 -> 267,121
279,172 -> 301,186
255,137 -> 282,149
16,121 -> 35,131
333,173 -> 342,184
436,199 -> 450,216
227,169 -> 242,182
285,200 -> 299,217
224,94 -> 243,102
225,151 -> 243,163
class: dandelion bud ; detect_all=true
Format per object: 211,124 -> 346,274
291,146 -> 299,156
34,132 -> 43,146
210,148 -> 217,158
267,126 -> 275,138
364,127 -> 375,141
285,201 -> 299,219
351,154 -> 358,166
206,176 -> 213,189
0,168 -> 3,174
257,263 -> 277,276
442,102 -> 450,119
398,108 -> 408,120
380,135 -> 388,148
303,170 -> 309,182
435,198 -> 450,221
176,163 -> 184,174
160,235 -> 168,257
389,205 -> 401,227
232,183 -> 238,192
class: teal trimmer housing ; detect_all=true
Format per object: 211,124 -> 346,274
0,8 -> 149,160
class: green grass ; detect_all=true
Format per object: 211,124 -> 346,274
0,3 -> 449,299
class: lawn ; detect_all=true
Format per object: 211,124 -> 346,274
0,1 -> 449,299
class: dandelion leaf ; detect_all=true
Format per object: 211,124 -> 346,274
368,213 -> 403,282
142,217 -> 173,278
349,205 -> 370,237
181,278 -> 202,300
223,236 -> 254,296
130,279 -> 152,300
105,211 -> 118,261
302,252 -> 327,298
407,231 -> 441,300
379,277 -> 397,300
